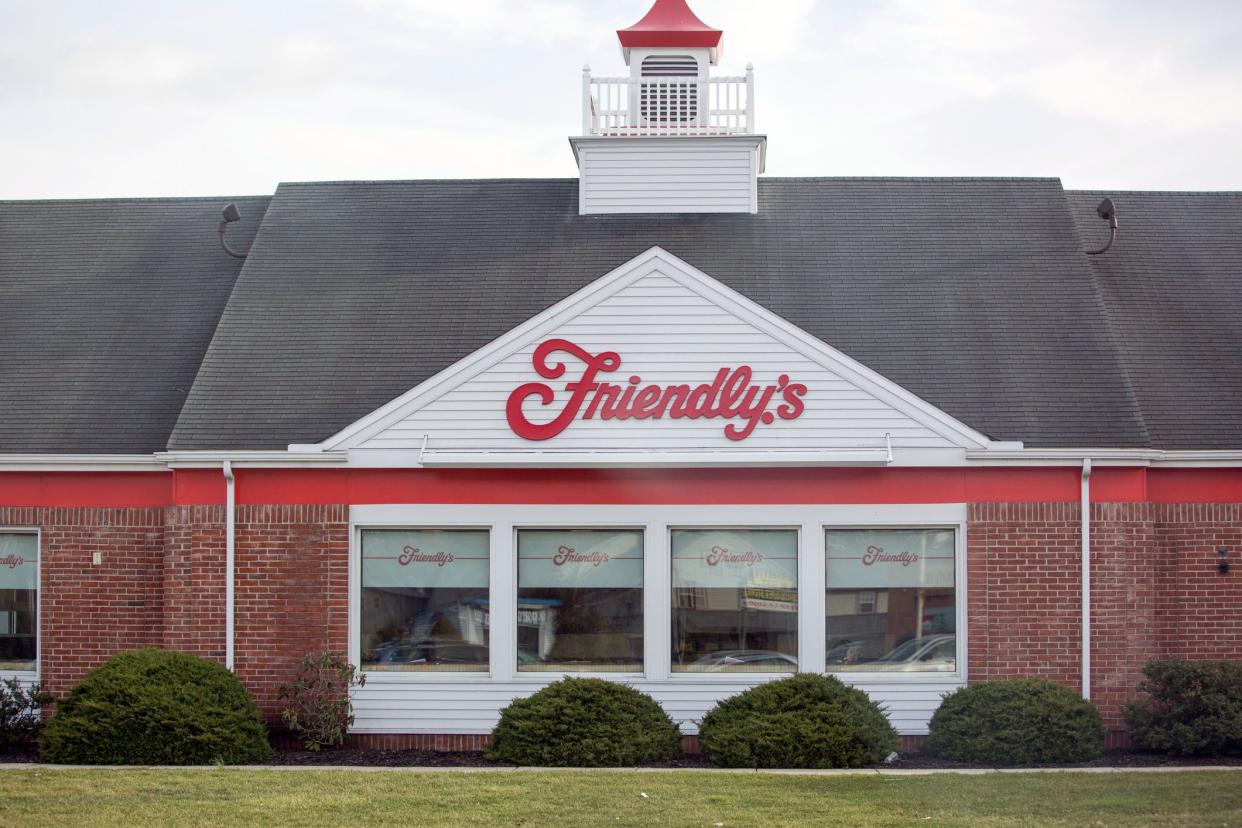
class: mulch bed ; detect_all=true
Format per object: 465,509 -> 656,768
2,745 -> 1237,769
263,749 -> 714,768
259,748 -> 1241,770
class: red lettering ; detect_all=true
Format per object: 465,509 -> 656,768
778,378 -> 808,420
506,339 -> 621,440
503,339 -> 808,442
632,385 -> 664,419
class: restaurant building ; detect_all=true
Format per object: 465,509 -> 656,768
1,0 -> 1239,750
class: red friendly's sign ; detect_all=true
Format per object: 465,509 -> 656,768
505,338 -> 808,442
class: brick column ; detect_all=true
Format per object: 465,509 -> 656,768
233,504 -> 350,718
162,505 -> 226,659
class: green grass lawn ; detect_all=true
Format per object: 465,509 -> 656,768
0,768 -> 1239,827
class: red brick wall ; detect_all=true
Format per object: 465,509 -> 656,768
966,502 -> 1084,689
1155,503 -> 1242,661
968,501 -> 1241,733
1086,502 -> 1159,730
233,504 -> 349,718
162,505 -> 226,659
0,506 -> 165,695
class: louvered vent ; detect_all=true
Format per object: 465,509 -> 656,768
640,55 -> 699,125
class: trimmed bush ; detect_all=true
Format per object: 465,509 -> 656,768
925,679 -> 1104,764
698,674 -> 899,769
40,649 -> 271,765
488,677 -> 681,766
1124,659 -> 1242,756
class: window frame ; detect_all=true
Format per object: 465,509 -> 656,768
668,524 -> 802,677
512,525 -> 647,676
353,524 -> 497,680
820,523 -> 966,682
349,505 -> 967,687
0,527 -> 40,680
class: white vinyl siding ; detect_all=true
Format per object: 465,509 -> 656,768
359,270 -> 956,453
578,138 -> 760,214
351,676 -> 961,736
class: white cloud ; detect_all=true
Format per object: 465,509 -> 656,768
350,0 -> 595,45
1,0 -> 1241,197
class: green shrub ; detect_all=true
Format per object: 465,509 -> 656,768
925,679 -> 1104,764
0,678 -> 54,748
278,651 -> 366,751
488,678 -> 681,766
1124,659 -> 1242,756
40,649 -> 271,765
698,674 -> 899,769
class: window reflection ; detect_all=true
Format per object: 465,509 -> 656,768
672,529 -> 798,673
517,529 -> 644,672
826,529 -> 956,673
361,529 -> 490,672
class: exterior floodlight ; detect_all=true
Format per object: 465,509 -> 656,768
1087,198 -> 1119,256
218,203 -> 248,259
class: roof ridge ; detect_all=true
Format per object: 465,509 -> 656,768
0,194 -> 271,206
1067,188 -> 1242,196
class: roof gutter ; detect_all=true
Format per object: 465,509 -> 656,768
964,448 -> 1242,467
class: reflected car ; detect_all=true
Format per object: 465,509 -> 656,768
367,639 -> 487,667
825,639 -> 877,665
871,634 -> 956,672
682,650 -> 798,672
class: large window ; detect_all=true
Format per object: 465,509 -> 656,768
360,529 -> 490,672
516,529 -> 644,672
825,529 -> 956,673
671,529 -> 798,673
0,533 -> 37,672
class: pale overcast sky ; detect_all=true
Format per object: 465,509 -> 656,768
2,0 -> 1241,199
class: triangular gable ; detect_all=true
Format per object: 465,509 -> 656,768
303,247 -> 1010,465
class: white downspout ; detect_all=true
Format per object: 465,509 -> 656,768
223,461 -> 236,671
1080,458 -> 1092,700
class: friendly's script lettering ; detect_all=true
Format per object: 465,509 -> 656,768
552,545 -> 610,567
398,546 -> 455,567
861,545 -> 920,567
505,339 -> 808,441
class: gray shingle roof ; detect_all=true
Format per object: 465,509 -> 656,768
6,179 -> 1237,455
0,196 -> 268,453
166,177 -> 1149,450
1068,190 -> 1242,450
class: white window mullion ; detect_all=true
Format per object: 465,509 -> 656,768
800,522 -> 827,674
491,523 -> 516,681
644,523 -> 670,681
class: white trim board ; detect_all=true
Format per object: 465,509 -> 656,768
302,247 -> 1011,466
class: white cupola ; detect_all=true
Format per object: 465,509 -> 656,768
570,0 -> 767,215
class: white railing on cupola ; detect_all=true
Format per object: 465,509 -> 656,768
582,65 -> 755,137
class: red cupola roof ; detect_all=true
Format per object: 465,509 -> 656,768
617,0 -> 724,50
